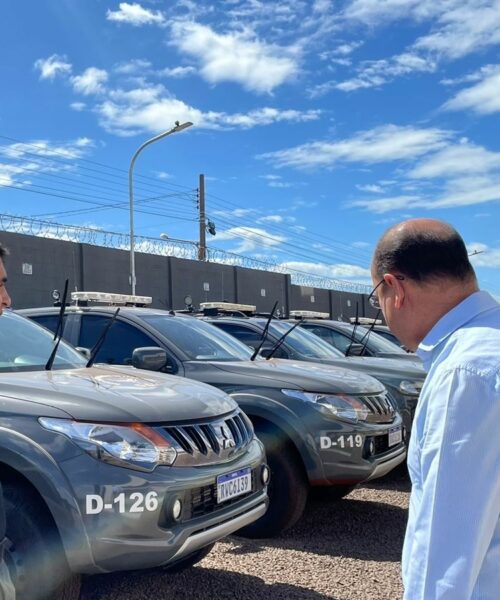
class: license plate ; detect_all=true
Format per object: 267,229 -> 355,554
388,426 -> 402,447
217,467 -> 252,504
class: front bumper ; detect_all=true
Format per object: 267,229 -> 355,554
306,413 -> 406,486
58,438 -> 267,574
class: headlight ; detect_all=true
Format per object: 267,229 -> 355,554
399,380 -> 422,396
282,389 -> 369,423
39,418 -> 177,471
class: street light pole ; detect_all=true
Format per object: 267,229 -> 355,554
128,121 -> 193,294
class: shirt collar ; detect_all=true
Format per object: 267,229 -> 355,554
416,291 -> 498,367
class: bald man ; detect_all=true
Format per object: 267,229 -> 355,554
370,219 -> 499,600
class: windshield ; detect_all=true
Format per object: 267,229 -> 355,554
0,311 -> 86,372
268,321 -> 344,359
140,315 -> 254,361
349,325 -> 406,354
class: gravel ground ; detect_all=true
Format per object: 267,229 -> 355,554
81,466 -> 411,600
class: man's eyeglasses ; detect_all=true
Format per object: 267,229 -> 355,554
367,275 -> 405,309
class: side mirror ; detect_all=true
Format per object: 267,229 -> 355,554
75,347 -> 91,359
346,343 -> 365,356
132,347 -> 168,372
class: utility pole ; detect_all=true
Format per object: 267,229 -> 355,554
198,173 -> 206,261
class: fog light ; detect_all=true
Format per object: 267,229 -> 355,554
172,499 -> 182,521
369,440 -> 376,456
261,465 -> 270,485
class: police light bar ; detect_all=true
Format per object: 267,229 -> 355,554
350,317 -> 382,325
289,310 -> 330,319
200,302 -> 256,312
71,291 -> 152,305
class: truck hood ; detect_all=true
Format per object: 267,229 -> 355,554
337,356 -> 426,380
192,358 -> 385,395
0,365 -> 236,422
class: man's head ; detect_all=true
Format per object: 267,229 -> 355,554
370,219 -> 478,351
0,242 -> 12,315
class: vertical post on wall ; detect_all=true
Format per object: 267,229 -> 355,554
198,174 -> 206,261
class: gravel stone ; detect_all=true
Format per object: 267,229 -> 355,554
81,466 -> 410,599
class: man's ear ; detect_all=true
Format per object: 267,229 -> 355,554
383,274 -> 405,309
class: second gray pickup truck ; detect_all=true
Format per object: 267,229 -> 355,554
23,301 -> 406,539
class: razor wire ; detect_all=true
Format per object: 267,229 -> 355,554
0,214 -> 371,293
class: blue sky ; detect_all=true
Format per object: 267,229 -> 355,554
1,0 -> 500,295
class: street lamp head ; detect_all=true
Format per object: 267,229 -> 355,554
173,121 -> 193,133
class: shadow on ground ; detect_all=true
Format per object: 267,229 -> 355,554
81,566 -> 340,600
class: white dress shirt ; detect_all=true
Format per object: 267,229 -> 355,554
402,291 -> 500,600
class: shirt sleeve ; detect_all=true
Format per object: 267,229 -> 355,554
403,367 -> 500,600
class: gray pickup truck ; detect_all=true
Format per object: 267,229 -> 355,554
0,310 -> 268,600
22,300 -> 406,539
205,314 -> 425,437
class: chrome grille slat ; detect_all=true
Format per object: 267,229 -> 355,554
225,418 -> 241,446
233,414 -> 249,444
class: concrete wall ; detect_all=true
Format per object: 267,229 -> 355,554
1,231 -> 374,318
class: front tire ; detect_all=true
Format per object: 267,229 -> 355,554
237,430 -> 308,538
3,485 -> 81,600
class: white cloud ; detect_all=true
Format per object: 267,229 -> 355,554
213,208 -> 257,218
260,174 -> 293,188
351,195 -> 421,214
160,66 -> 197,78
280,260 -> 371,281
169,20 -> 300,93
114,59 -> 152,74
356,183 -> 385,193
95,84 -> 320,135
216,226 -> 286,253
70,102 -> 86,111
334,52 -> 436,93
352,241 -> 371,248
260,124 -> 450,169
71,67 -> 108,95
156,171 -> 172,180
409,142 -> 500,178
444,66 -> 500,114
414,3 -> 500,60
338,2 -> 500,95
343,0 -> 447,24
34,54 -> 72,80
351,174 -> 500,213
0,138 -> 93,186
106,3 -> 165,26
258,215 -> 285,223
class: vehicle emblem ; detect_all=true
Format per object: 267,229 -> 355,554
219,424 -> 236,449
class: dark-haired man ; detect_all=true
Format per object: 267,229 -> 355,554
370,219 -> 499,600
0,242 -> 14,599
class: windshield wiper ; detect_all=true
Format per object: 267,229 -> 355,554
265,319 -> 302,360
45,279 -> 69,371
357,309 -> 381,356
250,300 -> 278,361
345,301 -> 360,357
86,308 -> 120,368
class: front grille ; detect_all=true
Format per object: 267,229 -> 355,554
160,411 -> 254,466
359,392 -> 396,423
